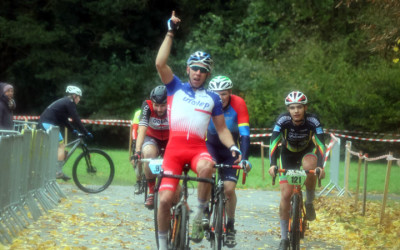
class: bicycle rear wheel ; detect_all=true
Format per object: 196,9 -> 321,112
289,193 -> 301,250
212,192 -> 224,250
72,148 -> 115,193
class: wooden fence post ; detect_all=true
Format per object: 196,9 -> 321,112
64,127 -> 68,145
380,152 -> 393,224
355,151 -> 363,207
362,154 -> 368,216
261,142 -> 265,181
344,141 -> 351,197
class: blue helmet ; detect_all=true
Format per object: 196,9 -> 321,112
186,51 -> 213,72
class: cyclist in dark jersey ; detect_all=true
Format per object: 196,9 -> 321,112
130,109 -> 142,194
268,91 -> 325,250
38,85 -> 92,181
132,85 -> 169,209
206,76 -> 251,248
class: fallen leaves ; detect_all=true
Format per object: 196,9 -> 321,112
310,197 -> 400,249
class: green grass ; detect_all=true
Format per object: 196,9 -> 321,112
63,149 -> 400,195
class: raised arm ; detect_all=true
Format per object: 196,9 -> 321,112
155,11 -> 181,84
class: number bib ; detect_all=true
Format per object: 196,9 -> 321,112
149,159 -> 163,174
286,170 -> 307,185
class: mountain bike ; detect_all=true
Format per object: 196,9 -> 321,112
272,167 -> 321,250
208,163 -> 247,250
153,163 -> 215,250
64,133 -> 115,193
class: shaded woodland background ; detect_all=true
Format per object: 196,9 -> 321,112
1,0 -> 399,152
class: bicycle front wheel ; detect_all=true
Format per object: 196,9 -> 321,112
154,191 -> 160,249
212,192 -> 224,250
72,148 -> 115,193
289,193 -> 301,250
179,203 -> 190,250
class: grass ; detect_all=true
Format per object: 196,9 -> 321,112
62,148 -> 400,195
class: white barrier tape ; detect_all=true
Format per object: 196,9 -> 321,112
250,133 -> 272,138
334,133 -> 400,143
323,135 -> 339,168
250,142 -> 263,145
326,128 -> 400,137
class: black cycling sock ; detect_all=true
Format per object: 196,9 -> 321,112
227,218 -> 235,230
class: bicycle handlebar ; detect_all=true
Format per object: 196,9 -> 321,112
214,163 -> 248,185
272,167 -> 321,187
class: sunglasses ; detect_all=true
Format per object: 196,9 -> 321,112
190,65 -> 209,73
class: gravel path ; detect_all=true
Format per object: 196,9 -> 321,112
10,184 -> 342,249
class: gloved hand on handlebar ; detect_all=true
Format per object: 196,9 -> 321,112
86,132 -> 93,139
133,151 -> 141,161
72,129 -> 79,136
240,160 -> 252,173
229,145 -> 242,163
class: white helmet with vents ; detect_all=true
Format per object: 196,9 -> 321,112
208,76 -> 233,91
66,85 -> 82,96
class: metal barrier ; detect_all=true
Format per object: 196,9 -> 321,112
0,126 -> 66,244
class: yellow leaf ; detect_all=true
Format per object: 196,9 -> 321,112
393,58 -> 399,63
394,46 -> 399,52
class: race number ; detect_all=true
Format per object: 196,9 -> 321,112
286,170 -> 307,185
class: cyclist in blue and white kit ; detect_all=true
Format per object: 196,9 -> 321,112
155,11 -> 241,249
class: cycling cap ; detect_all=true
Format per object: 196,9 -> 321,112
186,51 -> 213,72
66,85 -> 82,96
285,91 -> 308,106
208,76 -> 233,91
150,85 -> 167,104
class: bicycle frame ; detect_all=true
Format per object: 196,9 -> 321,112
64,136 -> 87,163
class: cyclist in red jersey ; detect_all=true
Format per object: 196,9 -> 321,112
132,85 -> 169,209
207,76 -> 252,248
155,11 -> 241,249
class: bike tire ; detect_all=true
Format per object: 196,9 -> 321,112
213,192 -> 224,250
143,176 -> 148,202
290,193 -> 301,250
179,203 -> 189,250
72,148 -> 115,193
154,191 -> 160,249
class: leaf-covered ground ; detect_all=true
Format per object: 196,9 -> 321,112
1,187 -> 399,249
309,197 -> 400,249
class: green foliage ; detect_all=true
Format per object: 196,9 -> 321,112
1,0 -> 399,154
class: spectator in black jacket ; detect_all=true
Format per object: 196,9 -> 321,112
0,82 -> 16,130
38,85 -> 92,180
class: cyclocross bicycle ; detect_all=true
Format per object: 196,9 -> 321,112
272,166 -> 321,250
153,163 -> 215,250
208,163 -> 247,250
64,133 -> 115,193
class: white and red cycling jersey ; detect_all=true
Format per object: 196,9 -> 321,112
166,75 -> 223,140
160,75 -> 223,191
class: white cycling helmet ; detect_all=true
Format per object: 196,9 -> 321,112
208,76 -> 233,91
66,85 -> 82,96
285,91 -> 308,106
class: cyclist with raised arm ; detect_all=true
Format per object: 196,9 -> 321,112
268,91 -> 325,250
132,85 -> 169,209
130,108 -> 143,195
206,75 -> 251,248
38,85 -> 92,181
155,11 -> 241,250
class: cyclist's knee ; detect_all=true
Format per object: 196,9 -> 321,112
302,154 -> 317,170
159,190 -> 174,208
196,160 -> 213,177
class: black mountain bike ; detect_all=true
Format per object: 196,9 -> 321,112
208,163 -> 247,250
64,133 -> 115,193
153,164 -> 215,250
